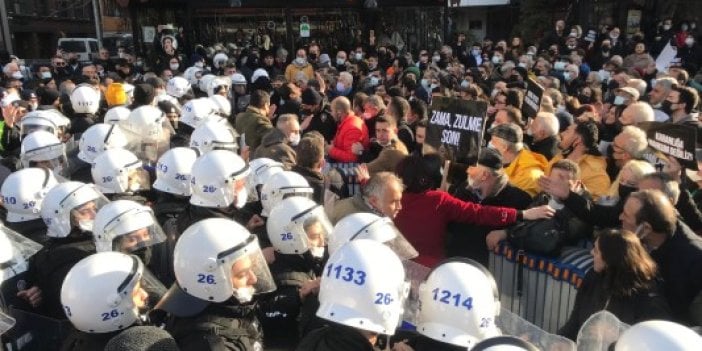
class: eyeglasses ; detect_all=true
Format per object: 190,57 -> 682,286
54,61 -> 66,67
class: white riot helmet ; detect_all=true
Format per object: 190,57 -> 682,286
171,218 -> 275,304
123,83 -> 135,101
267,197 -> 332,257
104,106 -> 131,125
209,95 -> 231,117
61,252 -> 147,333
260,171 -> 313,217
1,168 -> 58,222
329,212 -> 418,259
231,73 -> 247,86
183,66 -> 204,87
20,130 -> 67,174
198,74 -> 216,94
246,158 -> 284,201
153,147 -> 200,196
615,320 -> 702,351
213,53 -> 229,69
93,200 -> 167,254
121,105 -> 173,164
77,123 -> 129,163
189,120 -> 239,154
1,225 -> 42,281
471,336 -> 540,351
41,182 -> 109,238
20,110 -> 59,137
416,259 -> 501,348
180,97 -> 217,129
70,85 -> 101,114
251,68 -> 269,84
91,148 -> 148,194
317,239 -> 409,335
208,77 -> 231,98
190,150 -> 250,208
166,76 -> 191,98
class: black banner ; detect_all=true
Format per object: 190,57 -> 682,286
522,78 -> 544,120
426,97 -> 487,167
638,122 -> 697,170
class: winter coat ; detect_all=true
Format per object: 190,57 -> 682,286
548,153 -> 611,200
235,106 -> 273,151
504,148 -> 548,197
328,114 -> 369,163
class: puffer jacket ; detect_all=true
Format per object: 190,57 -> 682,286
504,148 -> 548,197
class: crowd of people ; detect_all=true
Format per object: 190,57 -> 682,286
1,15 -> 702,351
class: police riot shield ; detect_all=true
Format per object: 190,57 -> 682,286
497,308 -> 576,351
400,260 -> 432,330
0,311 -> 14,335
576,311 -> 630,351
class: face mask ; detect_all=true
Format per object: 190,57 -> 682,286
295,57 -> 307,66
598,70 -> 610,82
11,71 -> 22,80
578,94 -> 592,104
460,80 -> 469,89
170,63 -> 179,71
136,61 -> 143,67
69,58 -> 78,65
289,133 -> 301,146
235,186 -> 248,209
563,72 -> 572,81
618,184 -> 636,200
336,58 -> 346,66
610,33 -> 619,40
354,53 -> 363,61
491,56 -> 502,65
471,49 -> 481,56
78,219 -> 94,232
548,198 -> 565,210
421,78 -> 429,88
663,24 -> 672,31
30,102 -> 38,110
682,25 -> 689,31
233,286 -> 255,304
370,76 -> 380,86
613,95 -> 626,106
336,82 -> 346,93
432,55 -> 440,63
194,62 -> 204,68
41,71 -> 52,79
685,38 -> 695,46
518,62 -> 527,68
133,246 -> 152,265
309,246 -> 325,258
554,61 -> 566,71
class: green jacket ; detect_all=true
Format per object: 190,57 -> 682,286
234,106 -> 273,151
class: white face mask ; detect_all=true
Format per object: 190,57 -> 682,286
563,72 -> 572,81
547,198 -> 564,210
420,79 -> 429,88
295,57 -> 306,66
460,80 -> 469,88
170,63 -> 179,71
613,95 -> 626,106
12,71 -> 22,80
289,133 -> 301,146
235,186 -> 248,209
232,286 -> 255,303
309,246 -> 325,258
354,53 -> 363,61
336,58 -> 346,66
518,62 -> 527,68
685,38 -> 695,46
41,71 -> 52,79
491,56 -> 502,65
78,219 -> 94,232
370,76 -> 380,86
194,62 -> 204,68
663,24 -> 672,31
432,55 -> 440,62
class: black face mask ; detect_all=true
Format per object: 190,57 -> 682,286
69,58 -> 78,65
660,100 -> 674,116
607,80 -> 619,91
618,184 -> 637,201
133,247 -> 153,265
309,53 -> 317,61
578,94 -> 592,104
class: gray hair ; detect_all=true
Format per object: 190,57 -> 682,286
655,77 -> 678,93
640,172 -> 681,205
362,172 -> 403,200
619,126 -> 648,158
535,112 -> 559,137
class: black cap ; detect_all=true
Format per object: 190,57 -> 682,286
301,88 -> 322,106
488,123 -> 523,144
478,148 -> 503,170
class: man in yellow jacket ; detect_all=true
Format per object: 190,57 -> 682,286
488,123 -> 547,197
285,48 -> 315,83
547,119 -> 611,200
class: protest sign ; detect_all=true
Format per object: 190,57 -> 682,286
656,43 -> 677,73
639,122 -> 697,170
426,97 -> 487,168
522,78 -> 544,119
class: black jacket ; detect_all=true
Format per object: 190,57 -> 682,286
529,136 -> 560,161
166,300 -> 263,351
404,333 -> 466,351
303,104 -> 337,143
291,165 -> 325,205
447,181 -> 532,265
562,190 -> 624,229
60,329 -> 121,351
558,270 -> 671,340
676,188 -> 702,234
29,235 -> 96,319
649,221 -> 702,324
295,324 -> 376,351
6,218 -> 50,246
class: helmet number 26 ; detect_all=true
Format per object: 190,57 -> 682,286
432,288 -> 473,310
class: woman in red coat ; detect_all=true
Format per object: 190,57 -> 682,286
394,153 -> 554,267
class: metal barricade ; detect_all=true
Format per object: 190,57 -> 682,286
489,243 -> 593,334
324,162 -> 362,197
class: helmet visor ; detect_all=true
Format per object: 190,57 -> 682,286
288,204 -> 332,252
352,217 -> 419,260
102,208 -> 166,253
0,311 -> 15,335
222,235 -> 276,296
